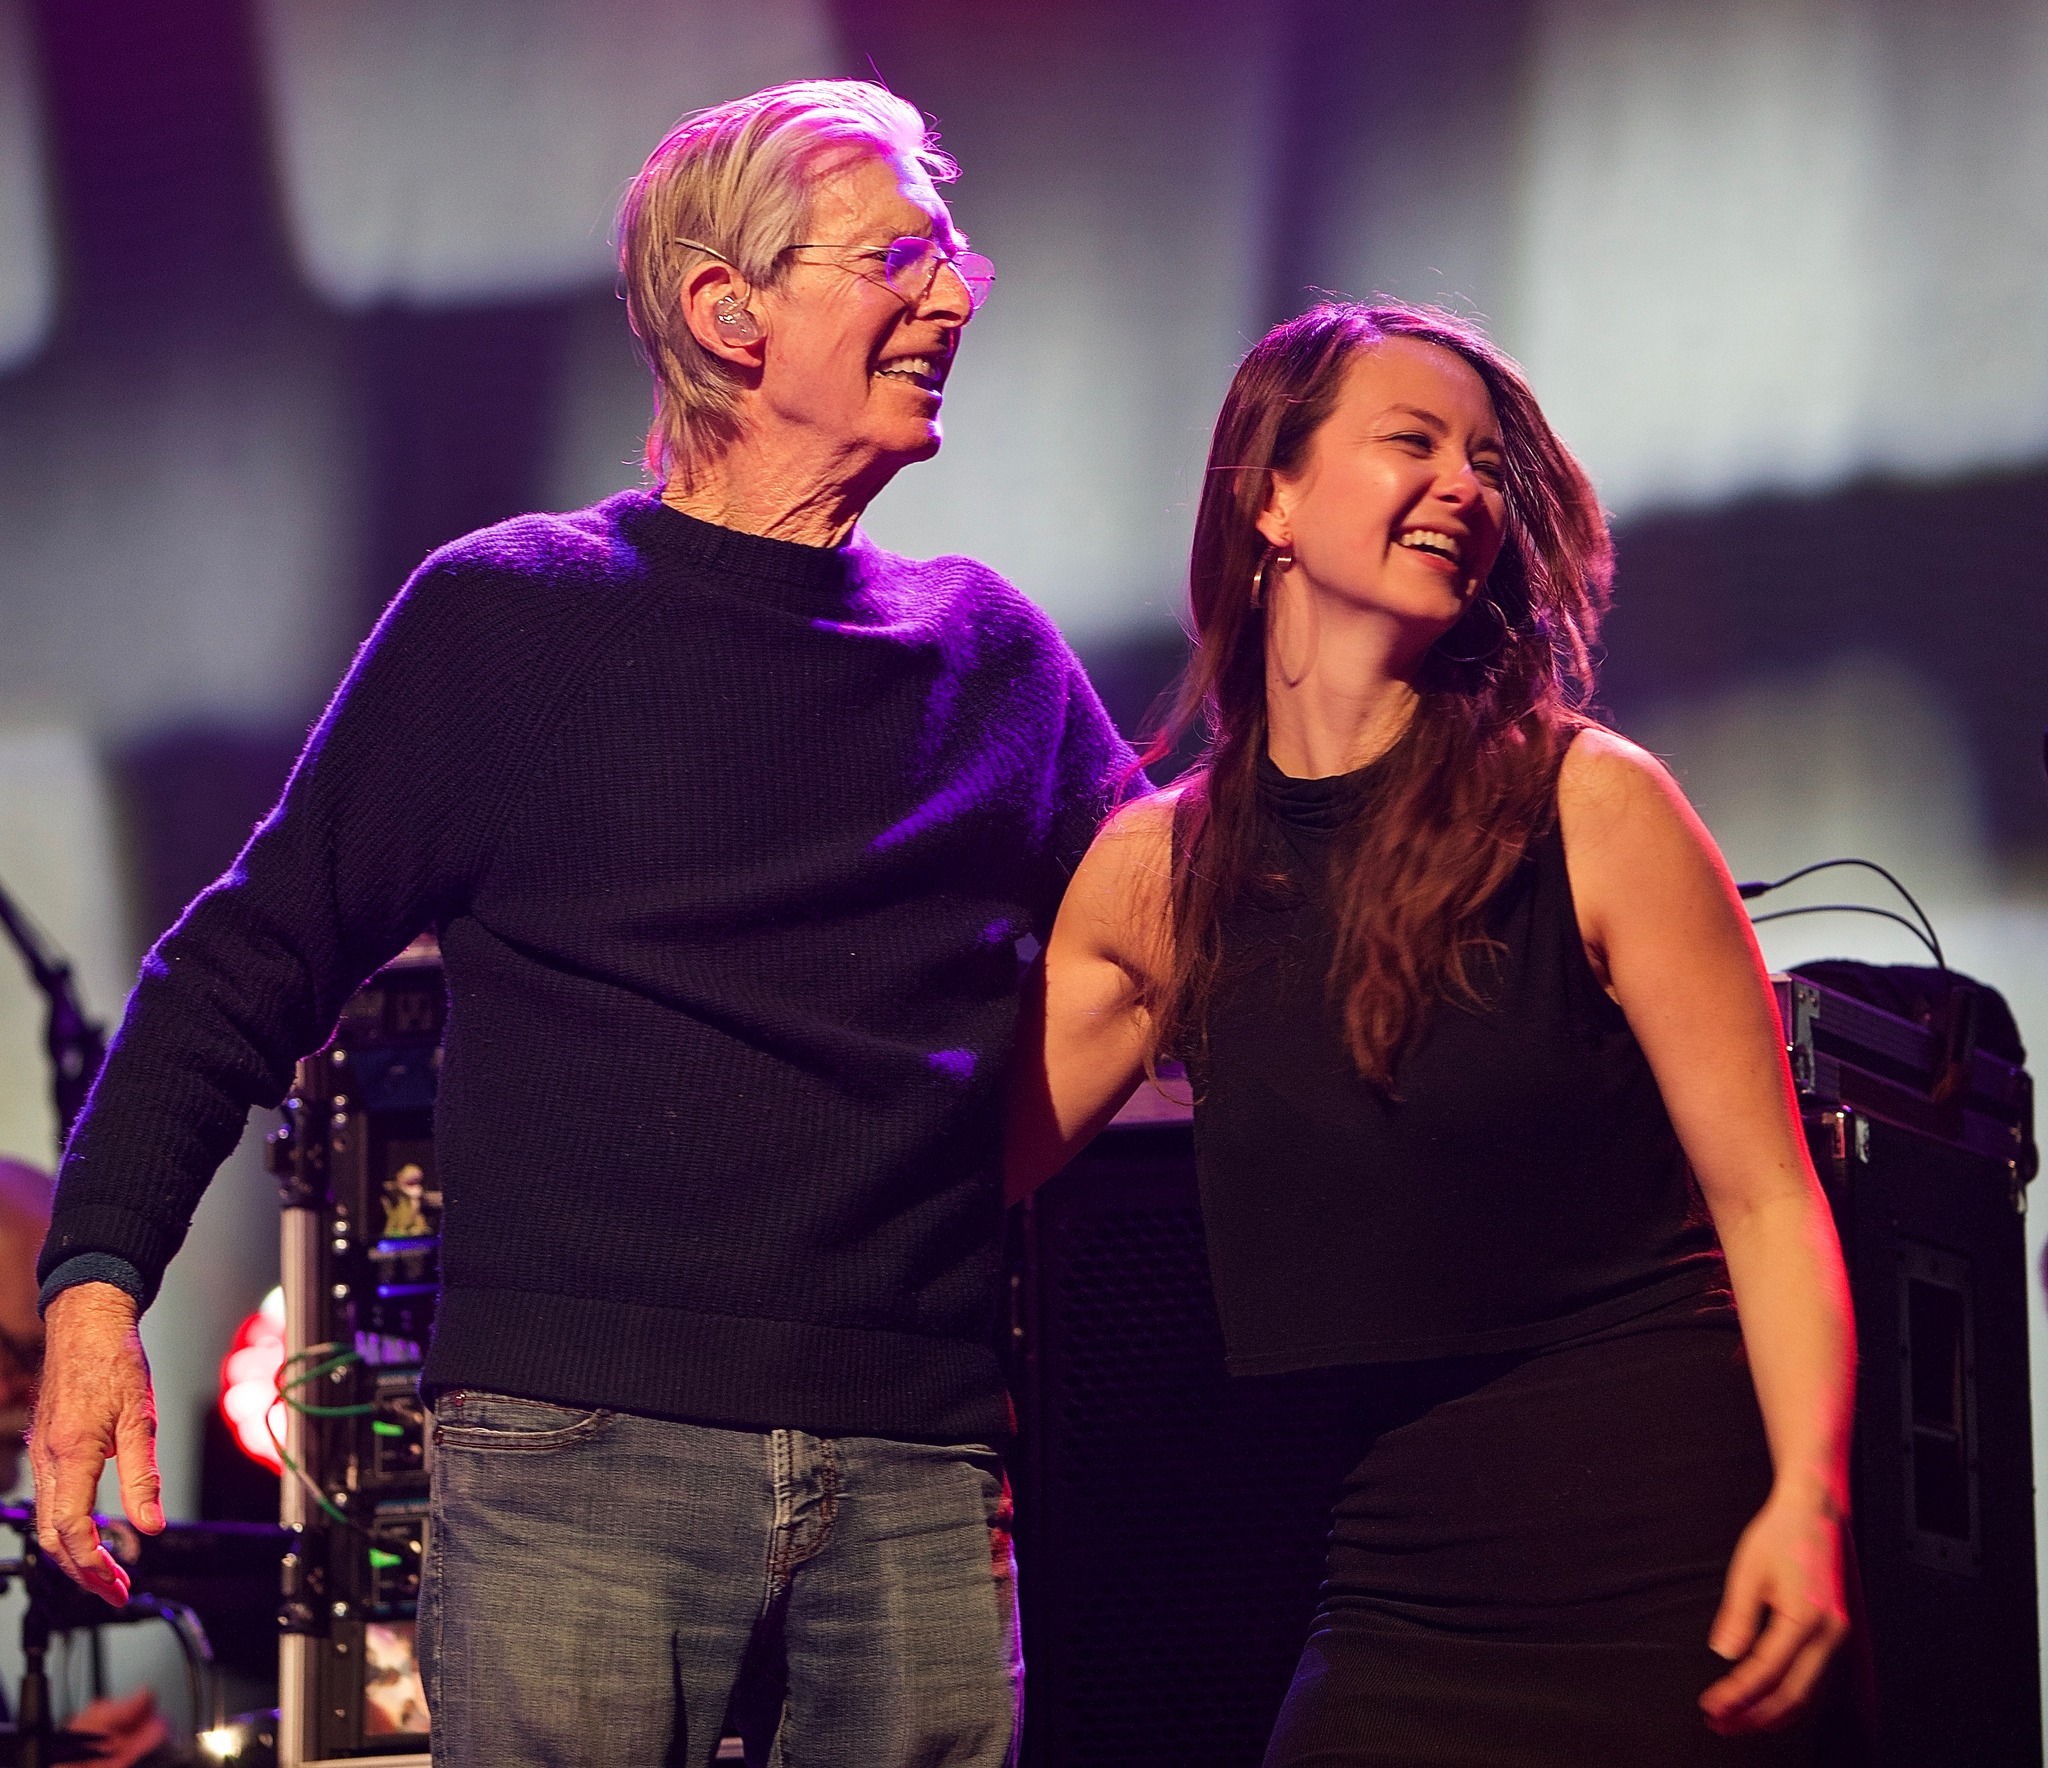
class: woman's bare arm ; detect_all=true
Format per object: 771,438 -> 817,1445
1004,792 -> 1177,1205
1560,728 -> 1854,1736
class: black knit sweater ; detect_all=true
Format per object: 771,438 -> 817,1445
41,491 -> 1133,1440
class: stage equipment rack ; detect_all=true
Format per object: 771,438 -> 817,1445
269,942 -> 443,1768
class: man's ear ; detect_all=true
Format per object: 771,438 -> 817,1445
679,260 -> 765,365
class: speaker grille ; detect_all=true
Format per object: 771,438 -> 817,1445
1016,1136 -> 1355,1768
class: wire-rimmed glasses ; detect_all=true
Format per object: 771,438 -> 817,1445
782,236 -> 995,311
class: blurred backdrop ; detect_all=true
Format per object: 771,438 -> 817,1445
0,0 -> 2044,1732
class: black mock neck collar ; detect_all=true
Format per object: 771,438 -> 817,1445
620,491 -> 878,611
1257,750 -> 1389,836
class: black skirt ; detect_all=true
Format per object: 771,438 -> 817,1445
1263,1290 -> 1866,1767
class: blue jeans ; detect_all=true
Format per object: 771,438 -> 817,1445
418,1390 -> 1022,1767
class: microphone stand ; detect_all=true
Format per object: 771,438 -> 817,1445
0,878 -> 107,1155
15,1548 -> 54,1768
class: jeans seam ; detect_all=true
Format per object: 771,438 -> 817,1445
765,1429 -> 796,1605
432,1410 -> 612,1452
788,1435 -> 837,1575
419,1498 -> 442,1728
764,1431 -> 840,1608
814,1437 -> 840,1558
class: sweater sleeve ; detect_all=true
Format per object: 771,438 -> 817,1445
1045,644 -> 1144,906
39,554 -> 544,1307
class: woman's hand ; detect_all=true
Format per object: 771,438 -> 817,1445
1699,1489 -> 1848,1734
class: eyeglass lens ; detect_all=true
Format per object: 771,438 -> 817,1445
883,237 -> 995,310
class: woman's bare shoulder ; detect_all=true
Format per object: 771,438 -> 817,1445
1557,719 -> 1738,949
1557,722 -> 1701,843
1560,721 -> 1678,793
1095,779 -> 1187,852
1061,780 -> 1188,958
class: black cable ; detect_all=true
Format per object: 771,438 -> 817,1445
127,1594 -> 220,1738
0,873 -> 109,1148
1736,857 -> 1944,971
0,878 -> 65,995
1748,903 -> 1943,966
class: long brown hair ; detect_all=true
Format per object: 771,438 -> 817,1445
1147,302 -> 1614,1090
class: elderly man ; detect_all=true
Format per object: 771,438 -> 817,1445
33,81 -> 1132,1767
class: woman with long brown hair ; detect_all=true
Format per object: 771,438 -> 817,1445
1006,302 -> 1856,1762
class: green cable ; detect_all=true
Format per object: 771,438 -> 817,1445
274,1435 -> 359,1533
269,1344 -> 382,1533
280,1345 -> 375,1418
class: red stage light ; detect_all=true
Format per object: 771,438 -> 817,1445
219,1285 -> 286,1474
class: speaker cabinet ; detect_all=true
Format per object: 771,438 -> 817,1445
1007,1121 -> 1352,1768
1809,1106 -> 2041,1766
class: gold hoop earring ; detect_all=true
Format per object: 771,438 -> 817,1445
1252,548 -> 1292,609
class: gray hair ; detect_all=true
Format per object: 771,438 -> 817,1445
617,80 -> 958,485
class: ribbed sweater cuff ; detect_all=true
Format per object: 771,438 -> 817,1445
39,1253 -> 148,1317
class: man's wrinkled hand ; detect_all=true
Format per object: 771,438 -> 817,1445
28,1282 -> 161,1605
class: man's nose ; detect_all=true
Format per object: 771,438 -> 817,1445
917,261 -> 974,324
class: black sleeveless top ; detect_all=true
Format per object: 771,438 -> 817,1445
1189,753 -> 1726,1375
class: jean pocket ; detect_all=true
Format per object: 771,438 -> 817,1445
432,1388 -> 612,1452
